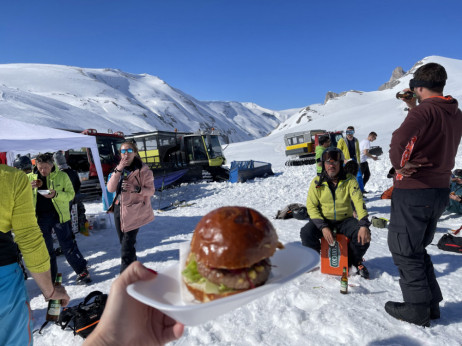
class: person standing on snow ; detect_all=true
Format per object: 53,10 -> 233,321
0,164 -> 70,346
106,142 -> 155,273
337,126 -> 365,192
386,62 -> 462,327
359,131 -> 378,190
300,147 -> 371,279
28,153 -> 91,284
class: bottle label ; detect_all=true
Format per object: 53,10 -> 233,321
340,280 -> 348,293
48,300 -> 61,316
328,242 -> 340,268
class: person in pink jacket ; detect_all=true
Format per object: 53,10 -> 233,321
107,141 -> 155,273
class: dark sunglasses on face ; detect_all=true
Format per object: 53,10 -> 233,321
120,148 -> 134,154
346,130 -> 355,135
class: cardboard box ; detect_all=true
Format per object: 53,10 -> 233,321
321,234 -> 349,276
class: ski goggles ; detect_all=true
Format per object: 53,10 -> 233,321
321,149 -> 344,163
120,148 -> 134,154
345,130 -> 355,135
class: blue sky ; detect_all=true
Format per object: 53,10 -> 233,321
1,1 -> 461,110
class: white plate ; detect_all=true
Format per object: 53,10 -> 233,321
127,242 -> 319,326
37,190 -> 51,195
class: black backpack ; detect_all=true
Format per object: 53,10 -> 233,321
437,234 -> 462,254
58,290 -> 108,338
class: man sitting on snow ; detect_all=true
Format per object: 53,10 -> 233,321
447,169 -> 462,214
300,147 -> 371,278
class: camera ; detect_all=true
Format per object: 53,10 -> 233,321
396,91 -> 415,100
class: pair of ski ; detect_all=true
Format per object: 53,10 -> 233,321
159,200 -> 196,211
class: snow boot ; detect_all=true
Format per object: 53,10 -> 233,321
76,269 -> 92,284
384,301 -> 430,327
355,263 -> 370,279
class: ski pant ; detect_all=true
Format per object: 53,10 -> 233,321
300,217 -> 370,267
114,204 -> 139,273
388,188 -> 448,305
0,263 -> 33,346
360,162 -> 371,187
37,212 -> 88,282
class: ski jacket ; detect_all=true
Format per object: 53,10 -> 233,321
0,165 -> 50,273
306,173 -> 370,230
337,137 -> 361,162
390,96 -> 462,189
28,165 -> 75,223
107,163 -> 155,232
315,145 -> 325,174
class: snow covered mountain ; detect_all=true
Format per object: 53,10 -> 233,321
0,56 -> 460,149
0,64 -> 283,143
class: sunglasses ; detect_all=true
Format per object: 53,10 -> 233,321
322,150 -> 343,162
346,130 -> 355,135
120,148 -> 134,154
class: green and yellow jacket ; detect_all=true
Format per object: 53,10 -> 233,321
306,173 -> 370,230
0,165 -> 50,273
337,137 -> 361,162
28,165 -> 75,223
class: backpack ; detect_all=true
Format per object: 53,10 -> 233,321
437,234 -> 462,254
58,290 -> 108,338
275,203 -> 308,220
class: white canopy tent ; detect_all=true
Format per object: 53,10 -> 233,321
0,116 -> 107,205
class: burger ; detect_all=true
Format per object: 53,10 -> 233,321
182,206 -> 284,303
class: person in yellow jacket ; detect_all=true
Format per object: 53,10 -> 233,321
28,153 -> 91,284
337,126 -> 361,161
337,125 -> 365,192
0,164 -> 70,346
300,147 -> 372,278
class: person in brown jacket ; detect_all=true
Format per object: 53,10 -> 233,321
385,62 -> 462,327
107,142 -> 155,273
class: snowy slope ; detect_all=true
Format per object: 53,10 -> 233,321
20,55 -> 462,345
0,64 -> 283,143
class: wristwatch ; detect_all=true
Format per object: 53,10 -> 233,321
114,167 -> 122,173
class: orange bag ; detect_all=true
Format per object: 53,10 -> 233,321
321,234 -> 349,276
381,186 -> 394,199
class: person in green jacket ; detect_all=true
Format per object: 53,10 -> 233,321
0,164 -> 70,346
315,135 -> 331,176
300,147 -> 372,278
28,153 -> 91,284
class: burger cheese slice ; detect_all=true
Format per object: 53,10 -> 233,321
182,206 -> 284,302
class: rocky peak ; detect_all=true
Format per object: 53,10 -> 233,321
378,66 -> 406,91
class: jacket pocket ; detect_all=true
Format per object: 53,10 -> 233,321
122,200 -> 154,231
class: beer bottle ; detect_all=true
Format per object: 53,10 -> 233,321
395,91 -> 415,100
46,273 -> 62,322
340,267 -> 348,294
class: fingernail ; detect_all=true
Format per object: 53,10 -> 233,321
146,268 -> 158,275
